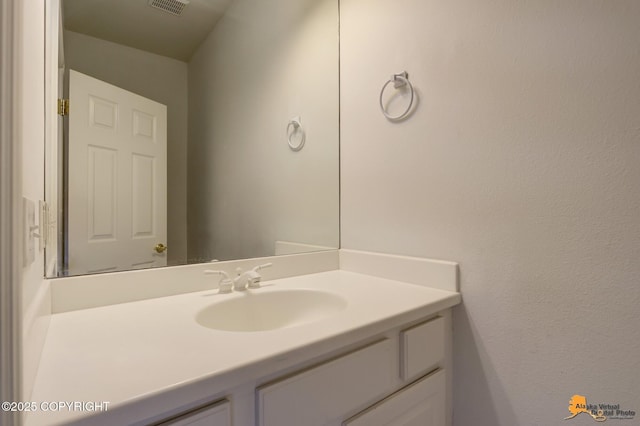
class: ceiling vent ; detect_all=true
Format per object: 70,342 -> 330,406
148,0 -> 190,16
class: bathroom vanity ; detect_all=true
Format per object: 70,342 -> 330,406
26,250 -> 460,426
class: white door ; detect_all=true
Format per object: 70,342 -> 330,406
68,69 -> 167,275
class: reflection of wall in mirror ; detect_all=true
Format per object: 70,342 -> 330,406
64,30 -> 188,265
62,0 -> 340,267
187,0 -> 340,261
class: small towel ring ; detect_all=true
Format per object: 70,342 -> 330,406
379,71 -> 414,120
287,117 -> 305,151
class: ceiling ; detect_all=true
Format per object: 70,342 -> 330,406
63,0 -> 233,62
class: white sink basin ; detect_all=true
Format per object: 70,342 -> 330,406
195,289 -> 348,332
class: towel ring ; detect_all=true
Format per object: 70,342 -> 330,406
379,71 -> 414,120
287,117 -> 305,151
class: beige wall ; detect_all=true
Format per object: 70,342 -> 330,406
341,0 -> 640,424
64,30 -> 189,265
187,0 -> 339,261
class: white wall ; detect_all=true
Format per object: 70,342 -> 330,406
341,0 -> 640,424
20,0 -> 51,402
187,0 -> 339,261
64,30 -> 189,265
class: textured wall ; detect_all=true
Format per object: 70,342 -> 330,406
341,0 -> 640,424
187,0 -> 339,261
64,30 -> 189,265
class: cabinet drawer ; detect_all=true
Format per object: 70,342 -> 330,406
256,339 -> 394,426
157,399 -> 231,426
400,316 -> 444,381
343,369 -> 446,426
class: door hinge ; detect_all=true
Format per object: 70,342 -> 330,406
57,98 -> 69,116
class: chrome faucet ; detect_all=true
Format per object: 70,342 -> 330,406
234,263 -> 273,291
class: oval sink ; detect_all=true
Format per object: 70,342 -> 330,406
196,289 -> 348,332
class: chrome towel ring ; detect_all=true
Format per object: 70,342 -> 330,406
379,71 -> 414,120
287,116 -> 305,151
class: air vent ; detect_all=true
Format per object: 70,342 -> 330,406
148,0 -> 190,16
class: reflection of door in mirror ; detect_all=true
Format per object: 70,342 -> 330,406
67,70 -> 167,275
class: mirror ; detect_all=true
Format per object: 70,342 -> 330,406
45,0 -> 339,277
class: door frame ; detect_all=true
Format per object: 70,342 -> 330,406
0,0 -> 23,424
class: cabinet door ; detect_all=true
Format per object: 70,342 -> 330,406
257,339 -> 394,426
343,369 -> 445,426
158,399 -> 231,426
400,316 -> 444,381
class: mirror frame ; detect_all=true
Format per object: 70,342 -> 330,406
44,0 -> 341,278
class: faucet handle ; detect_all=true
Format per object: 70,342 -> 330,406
204,270 -> 233,294
246,263 -> 273,289
251,262 -> 273,272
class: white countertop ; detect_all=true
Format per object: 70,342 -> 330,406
27,270 -> 461,426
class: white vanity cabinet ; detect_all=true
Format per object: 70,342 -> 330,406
157,400 -> 231,426
29,261 -> 461,426
146,313 -> 449,426
255,314 -> 448,426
